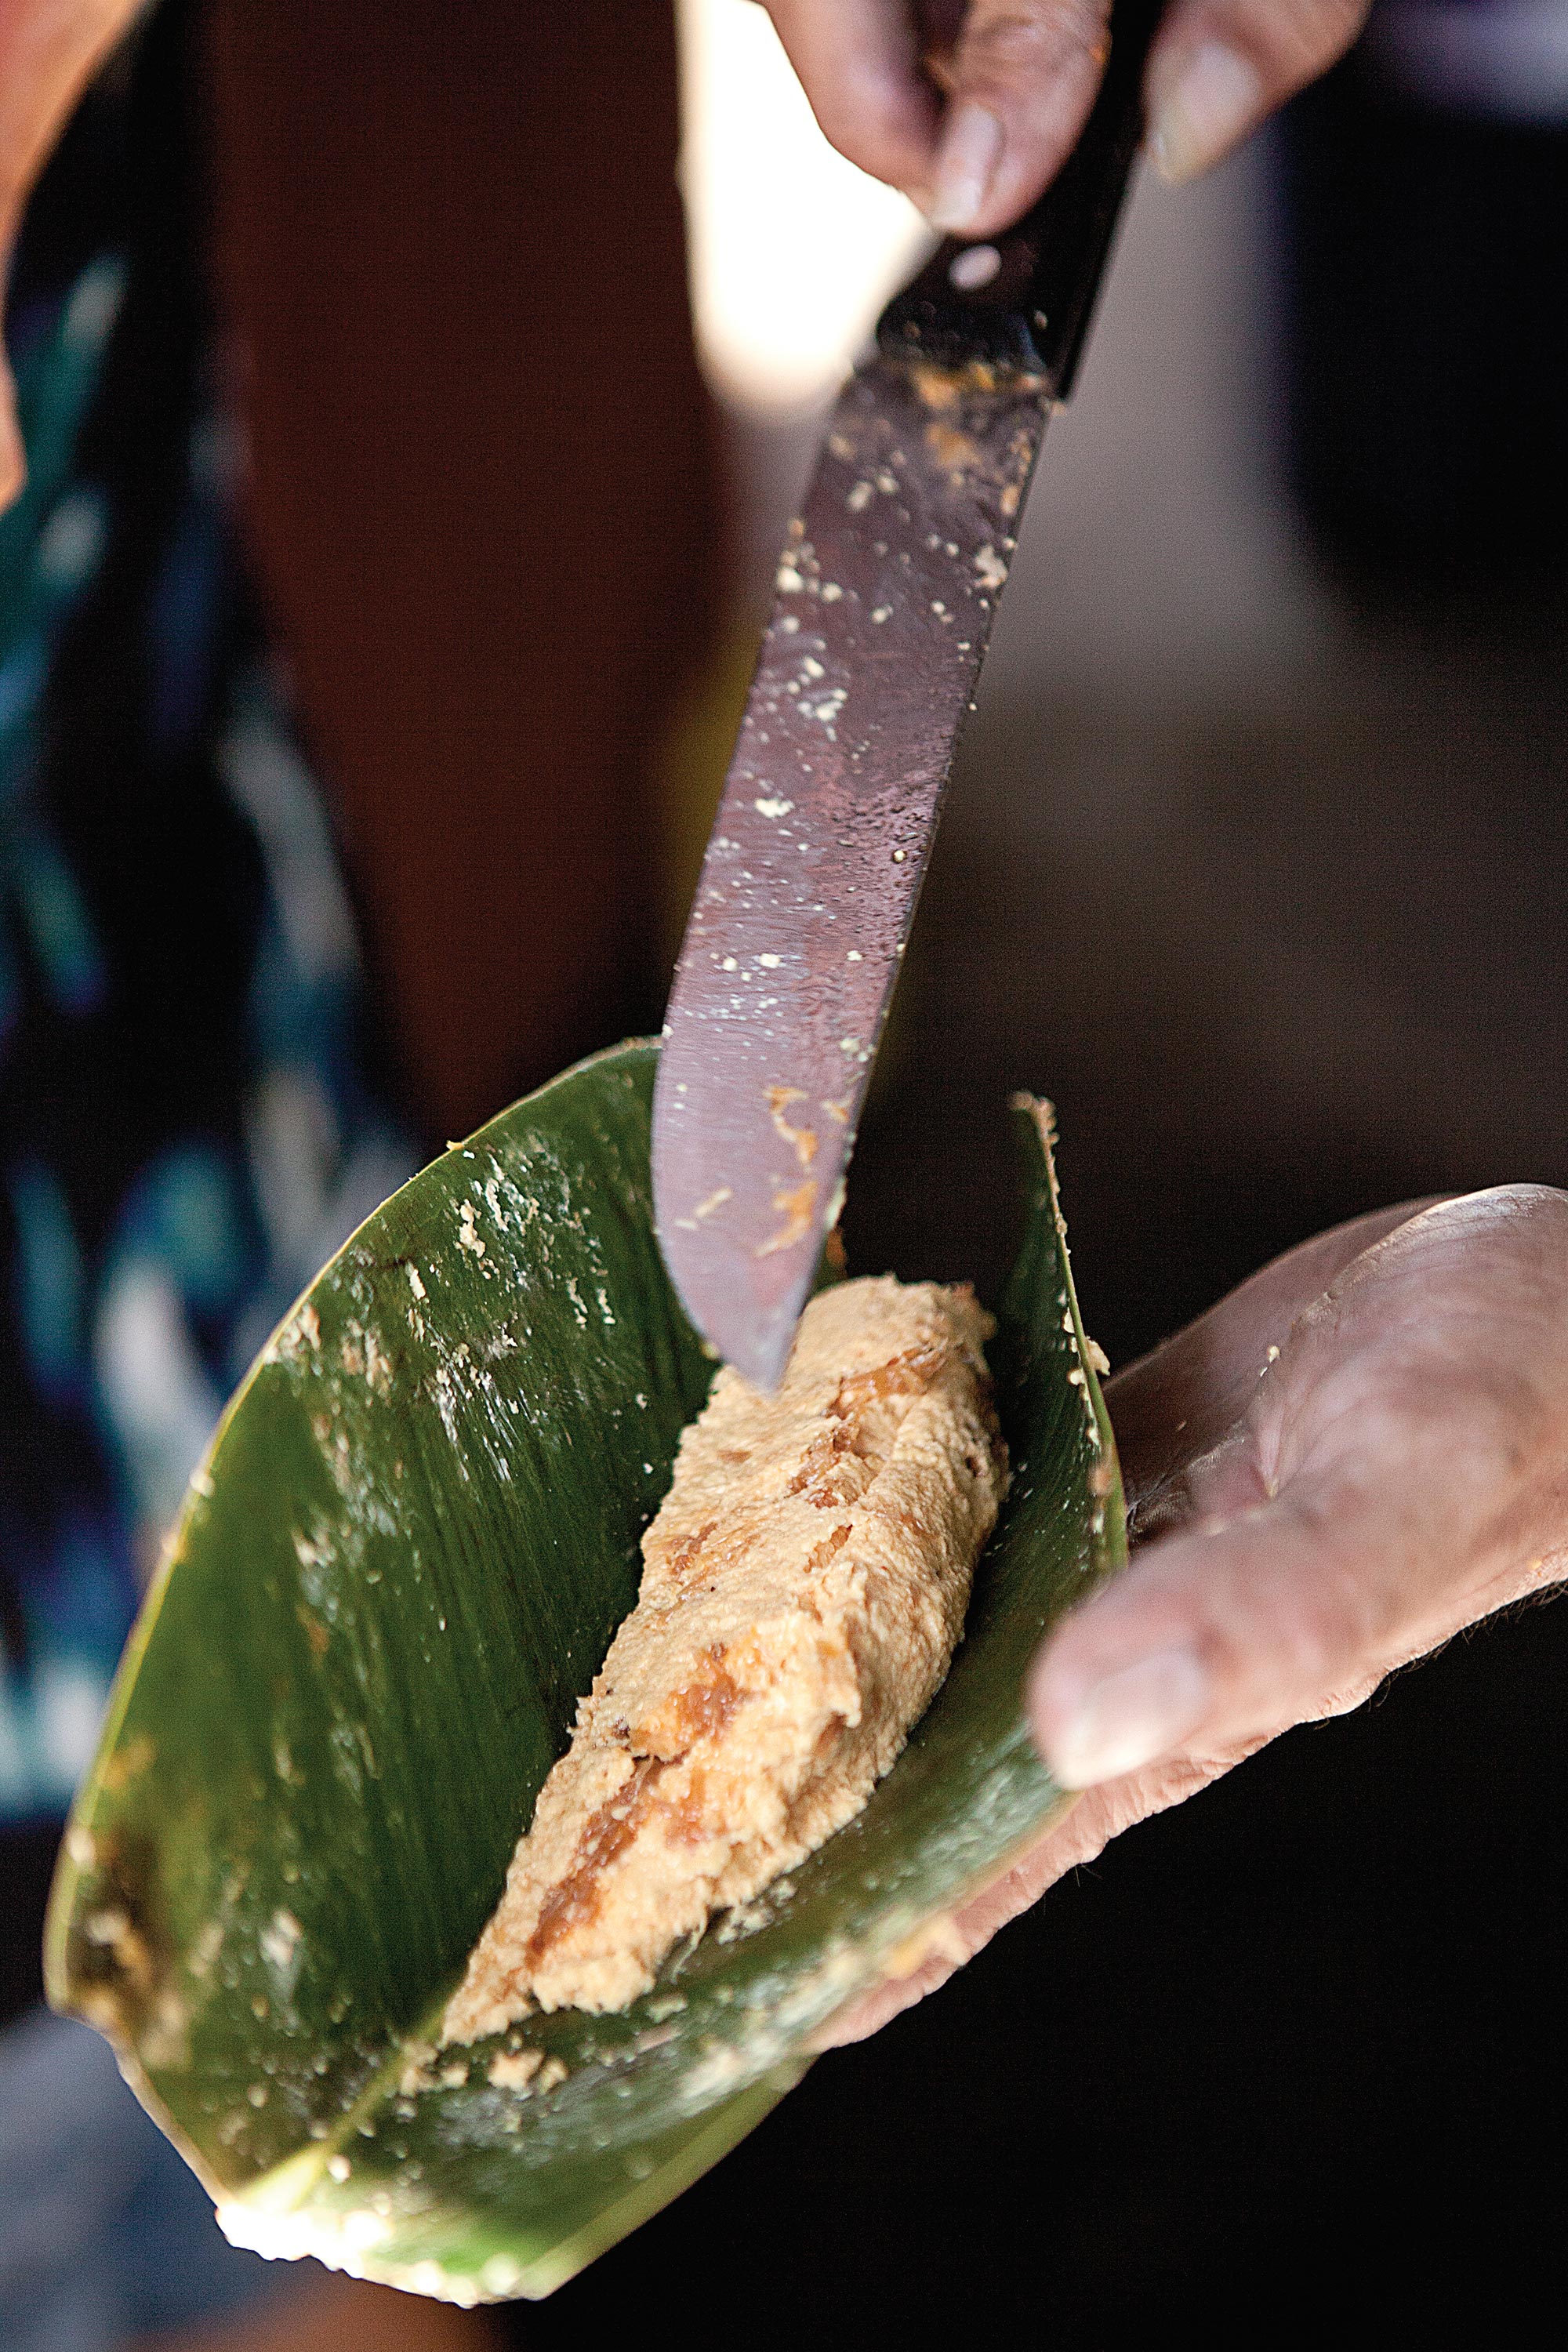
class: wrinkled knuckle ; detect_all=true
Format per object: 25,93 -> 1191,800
960,0 -> 1112,89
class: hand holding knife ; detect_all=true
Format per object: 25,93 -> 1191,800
653,0 -> 1163,1390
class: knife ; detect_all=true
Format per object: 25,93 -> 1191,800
653,0 -> 1161,1390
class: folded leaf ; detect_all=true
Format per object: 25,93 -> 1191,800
45,1041 -> 1123,2301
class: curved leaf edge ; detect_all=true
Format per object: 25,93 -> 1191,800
216,1087 -> 1125,2299
43,1056 -> 1125,2303
214,2060 -> 811,2306
39,1039 -> 668,2014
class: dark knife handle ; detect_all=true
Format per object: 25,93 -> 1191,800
877,0 -> 1163,396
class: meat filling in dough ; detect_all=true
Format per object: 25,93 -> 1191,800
442,1275 -> 1008,2031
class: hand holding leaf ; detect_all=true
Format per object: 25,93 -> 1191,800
824,1185 -> 1568,2045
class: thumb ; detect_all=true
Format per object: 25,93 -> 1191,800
1028,1482 -> 1423,1788
1030,1203 -> 1568,1785
927,0 -> 1112,235
1032,1442 -> 1566,1788
1145,0 -> 1371,185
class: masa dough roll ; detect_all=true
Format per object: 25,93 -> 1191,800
443,1275 -> 1007,2031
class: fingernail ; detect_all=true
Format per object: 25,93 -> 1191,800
929,101 -> 1004,234
1148,43 -> 1264,185
1042,1648 -> 1210,1788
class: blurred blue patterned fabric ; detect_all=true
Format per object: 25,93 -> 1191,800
1,9 -> 415,2337
0,2009 -> 303,2347
0,31 -> 412,1835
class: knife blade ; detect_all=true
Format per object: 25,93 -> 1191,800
654,0 -> 1161,1390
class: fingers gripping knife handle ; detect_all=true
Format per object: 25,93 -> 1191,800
878,0 -> 1163,393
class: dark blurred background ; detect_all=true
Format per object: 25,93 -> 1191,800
3,0 -> 1567,2336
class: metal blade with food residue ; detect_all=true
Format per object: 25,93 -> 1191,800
654,0 -> 1159,1388
652,354 -> 1050,1390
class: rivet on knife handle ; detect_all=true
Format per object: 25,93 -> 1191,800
652,1 -> 1160,1392
879,0 -> 1163,392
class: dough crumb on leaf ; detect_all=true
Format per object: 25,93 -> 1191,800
443,1276 -> 1007,2032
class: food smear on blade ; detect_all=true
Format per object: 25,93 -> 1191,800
441,1276 -> 1007,2033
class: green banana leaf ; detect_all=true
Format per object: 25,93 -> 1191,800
45,1039 -> 1123,2303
